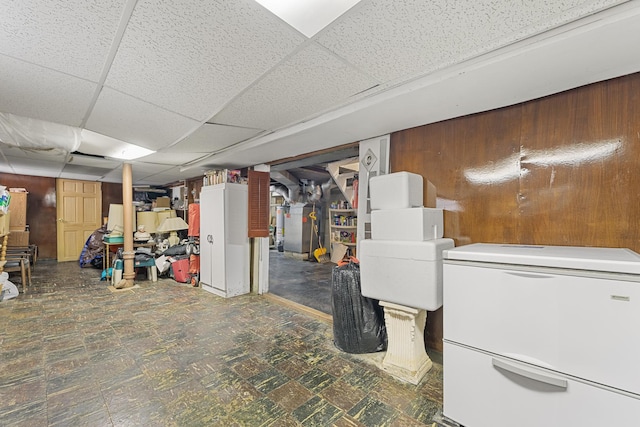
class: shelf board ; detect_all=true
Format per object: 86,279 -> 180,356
331,225 -> 357,229
331,241 -> 356,246
330,208 -> 356,213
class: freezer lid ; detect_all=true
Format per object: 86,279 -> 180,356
444,243 -> 640,274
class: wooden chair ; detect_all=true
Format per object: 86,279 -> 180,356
3,255 -> 30,293
6,245 -> 37,267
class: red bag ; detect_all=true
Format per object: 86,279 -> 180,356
188,204 -> 200,237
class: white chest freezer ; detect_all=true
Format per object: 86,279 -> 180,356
442,243 -> 640,427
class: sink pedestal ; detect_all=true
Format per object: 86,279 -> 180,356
379,301 -> 432,385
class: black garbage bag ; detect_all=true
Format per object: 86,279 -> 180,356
331,259 -> 387,354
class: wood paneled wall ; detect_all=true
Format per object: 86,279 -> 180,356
390,72 -> 640,351
0,175 -> 124,260
0,173 -> 57,260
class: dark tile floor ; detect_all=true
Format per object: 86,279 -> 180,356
268,250 -> 334,315
0,260 -> 446,426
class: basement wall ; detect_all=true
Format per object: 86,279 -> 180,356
390,71 -> 640,351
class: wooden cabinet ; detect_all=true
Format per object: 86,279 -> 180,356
199,183 -> 249,298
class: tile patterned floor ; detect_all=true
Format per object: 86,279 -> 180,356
0,260 -> 445,426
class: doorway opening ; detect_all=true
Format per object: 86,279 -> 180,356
267,144 -> 359,315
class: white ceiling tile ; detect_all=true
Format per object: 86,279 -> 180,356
0,144 -> 68,162
130,162 -> 176,177
0,55 -> 97,126
171,123 -> 263,153
316,0 -> 622,83
67,153 -> 122,169
132,166 -> 190,185
105,0 -> 306,121
59,164 -> 114,181
85,87 -> 200,150
2,155 -> 65,177
213,43 -> 378,130
100,167 -> 124,183
0,0 -> 125,80
135,151 -> 209,165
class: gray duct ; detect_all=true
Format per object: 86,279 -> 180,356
270,180 -> 334,204
270,184 -> 292,203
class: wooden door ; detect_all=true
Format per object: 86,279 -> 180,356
56,179 -> 102,262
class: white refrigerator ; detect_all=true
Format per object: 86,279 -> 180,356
443,244 -> 640,427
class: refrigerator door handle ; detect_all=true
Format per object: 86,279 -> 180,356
492,358 -> 568,389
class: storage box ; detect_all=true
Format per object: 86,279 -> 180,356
171,258 -> 190,283
155,196 -> 170,208
8,191 -> 27,231
7,230 -> 29,246
370,172 -> 423,210
359,238 -> 454,311
103,235 -> 124,243
371,208 -> 443,241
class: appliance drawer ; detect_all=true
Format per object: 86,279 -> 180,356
443,262 -> 640,395
443,342 -> 640,427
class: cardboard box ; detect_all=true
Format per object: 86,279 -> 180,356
8,191 -> 27,231
371,208 -> 444,241
155,196 -> 170,208
7,230 -> 29,246
370,172 -> 423,210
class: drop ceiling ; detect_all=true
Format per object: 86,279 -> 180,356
1,0 -> 639,185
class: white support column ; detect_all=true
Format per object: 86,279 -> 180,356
379,300 -> 432,385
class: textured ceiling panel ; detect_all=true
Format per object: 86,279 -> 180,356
136,151 -> 209,166
67,154 -> 122,169
213,42 -> 379,130
316,0 -> 623,83
171,123 -> 263,153
0,55 -> 97,126
130,162 -> 177,178
100,167 -> 123,183
61,163 -> 115,177
85,87 -> 200,150
105,0 -> 306,121
135,167 -> 192,185
1,155 -> 65,177
0,145 -> 68,162
0,0 -> 125,81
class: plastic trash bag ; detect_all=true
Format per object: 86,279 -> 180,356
331,259 -> 387,354
0,272 -> 19,301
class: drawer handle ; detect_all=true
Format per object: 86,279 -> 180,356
492,358 -> 568,389
505,271 -> 553,279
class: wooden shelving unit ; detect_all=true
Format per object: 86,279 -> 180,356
329,208 -> 357,248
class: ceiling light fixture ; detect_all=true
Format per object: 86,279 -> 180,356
255,0 -> 362,38
80,129 -> 155,160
